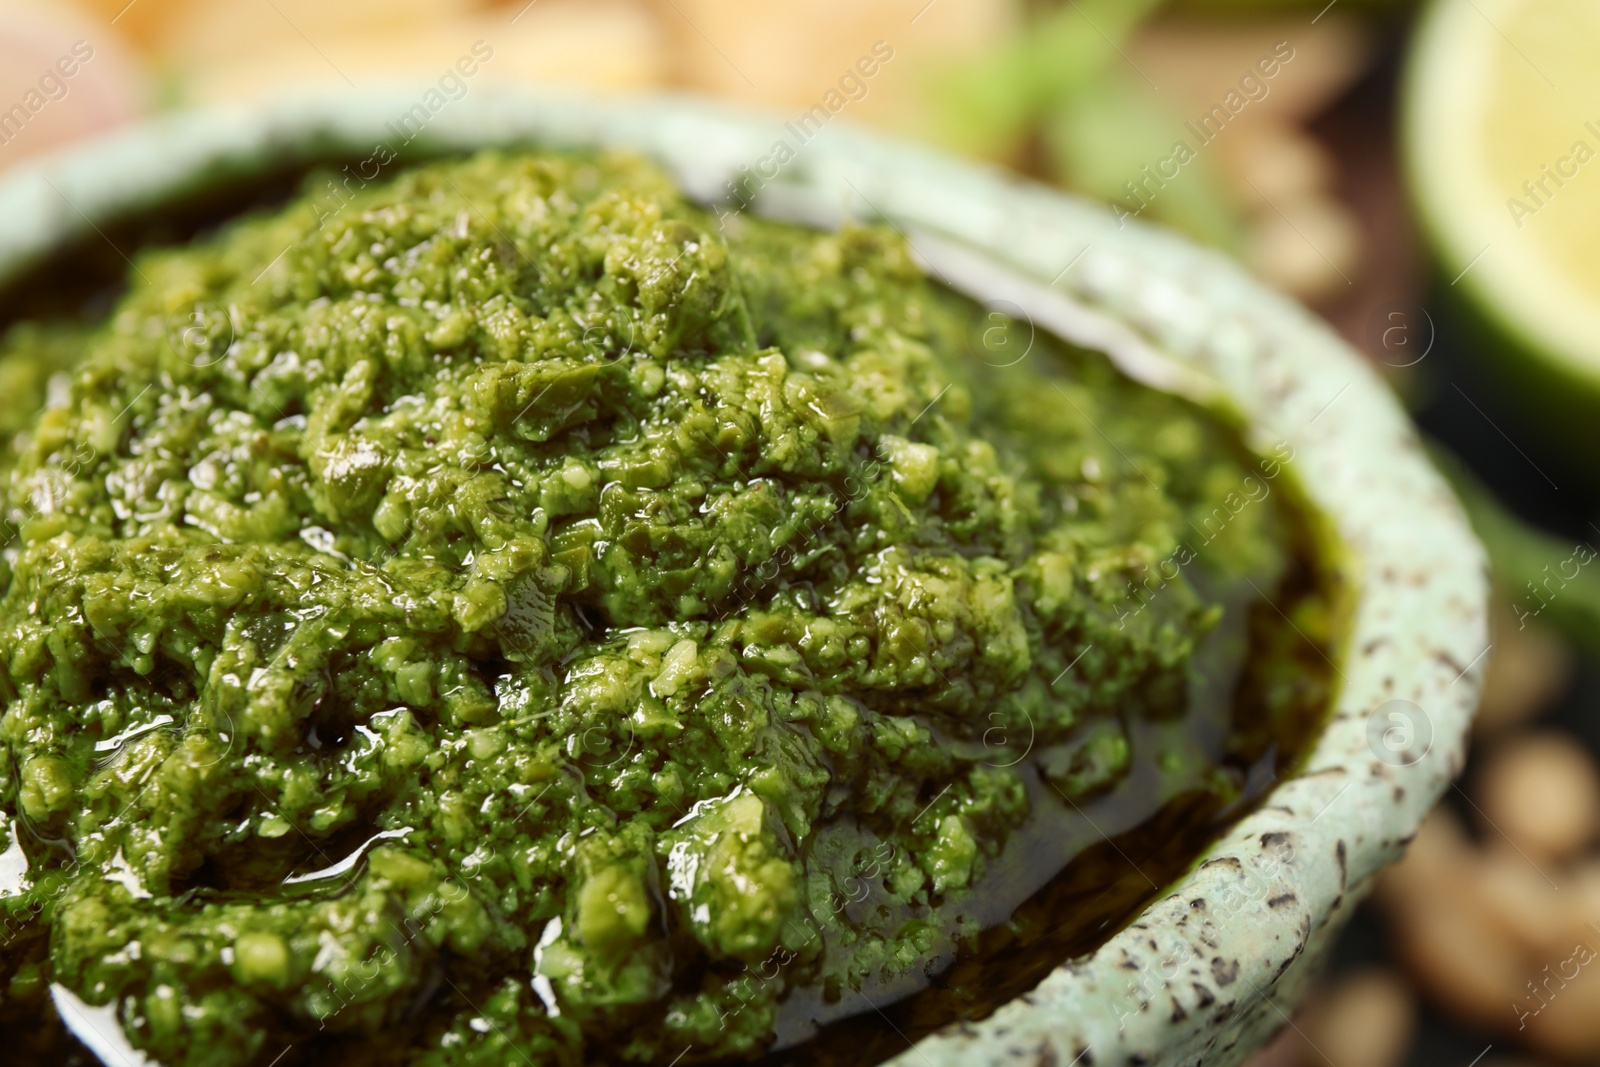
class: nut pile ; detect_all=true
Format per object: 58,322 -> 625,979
1379,728 -> 1600,1062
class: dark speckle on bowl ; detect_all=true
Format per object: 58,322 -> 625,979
1210,958 -> 1240,986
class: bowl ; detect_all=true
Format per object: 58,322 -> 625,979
0,89 -> 1487,1066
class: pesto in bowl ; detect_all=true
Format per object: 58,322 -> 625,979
0,150 -> 1340,1066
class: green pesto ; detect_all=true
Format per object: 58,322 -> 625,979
0,152 -> 1312,1066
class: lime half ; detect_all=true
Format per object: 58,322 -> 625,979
1405,0 -> 1600,398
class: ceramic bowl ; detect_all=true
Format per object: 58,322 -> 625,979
0,90 -> 1487,1066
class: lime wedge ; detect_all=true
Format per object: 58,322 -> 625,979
1406,0 -> 1600,394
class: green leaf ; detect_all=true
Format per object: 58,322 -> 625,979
1430,442 -> 1600,650
1042,76 -> 1244,250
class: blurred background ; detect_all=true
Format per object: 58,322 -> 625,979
5,0 -> 1600,1064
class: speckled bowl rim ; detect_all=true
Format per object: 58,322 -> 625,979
0,90 -> 1488,1067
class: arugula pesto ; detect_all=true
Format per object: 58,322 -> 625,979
0,152 -> 1335,1066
